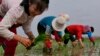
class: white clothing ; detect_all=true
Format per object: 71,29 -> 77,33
0,0 -> 34,40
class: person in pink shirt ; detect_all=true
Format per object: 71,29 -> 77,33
0,0 -> 49,56
63,25 -> 95,48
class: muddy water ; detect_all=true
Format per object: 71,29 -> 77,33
1,40 -> 100,56
15,46 -> 100,56
0,46 -> 100,56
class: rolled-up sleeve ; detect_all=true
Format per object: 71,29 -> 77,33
0,7 -> 18,40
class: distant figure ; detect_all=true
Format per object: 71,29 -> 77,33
63,24 -> 95,48
63,24 -> 95,56
35,14 -> 69,53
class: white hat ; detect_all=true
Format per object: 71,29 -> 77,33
52,14 -> 69,31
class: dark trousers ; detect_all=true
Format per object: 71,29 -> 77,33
64,28 -> 76,45
35,23 -> 52,48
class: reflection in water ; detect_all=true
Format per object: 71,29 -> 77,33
3,40 -> 99,56
42,46 -> 64,56
43,47 -> 52,56
56,47 -> 62,56
22,45 -> 99,56
71,44 -> 84,56
88,46 -> 95,56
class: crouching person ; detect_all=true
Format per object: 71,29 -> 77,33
63,24 -> 95,56
0,0 -> 49,56
35,14 -> 69,54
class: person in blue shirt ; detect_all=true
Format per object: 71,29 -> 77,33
35,14 -> 70,54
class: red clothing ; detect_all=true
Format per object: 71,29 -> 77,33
89,37 -> 95,42
66,25 -> 84,40
0,0 -> 2,4
53,31 -> 62,42
65,25 -> 95,45
45,39 -> 52,48
0,17 -> 18,56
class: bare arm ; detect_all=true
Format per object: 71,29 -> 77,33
0,6 -> 31,47
22,17 -> 35,41
76,31 -> 85,48
26,31 -> 35,42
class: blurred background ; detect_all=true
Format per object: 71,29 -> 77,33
17,0 -> 100,37
0,0 -> 100,56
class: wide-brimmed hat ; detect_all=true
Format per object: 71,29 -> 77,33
52,14 -> 69,31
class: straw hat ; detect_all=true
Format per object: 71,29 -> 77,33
52,14 -> 69,31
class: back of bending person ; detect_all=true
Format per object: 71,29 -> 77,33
35,14 -> 69,53
63,24 -> 95,48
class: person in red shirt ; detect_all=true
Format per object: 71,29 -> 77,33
63,24 -> 95,48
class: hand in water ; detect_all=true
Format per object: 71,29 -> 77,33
26,37 -> 35,50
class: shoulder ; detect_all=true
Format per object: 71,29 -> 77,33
7,6 -> 24,18
39,16 -> 56,23
41,16 -> 56,20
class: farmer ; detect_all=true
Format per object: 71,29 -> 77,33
63,24 -> 95,48
35,14 -> 69,53
0,0 -> 49,56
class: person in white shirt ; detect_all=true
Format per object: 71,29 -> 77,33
0,0 -> 49,56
